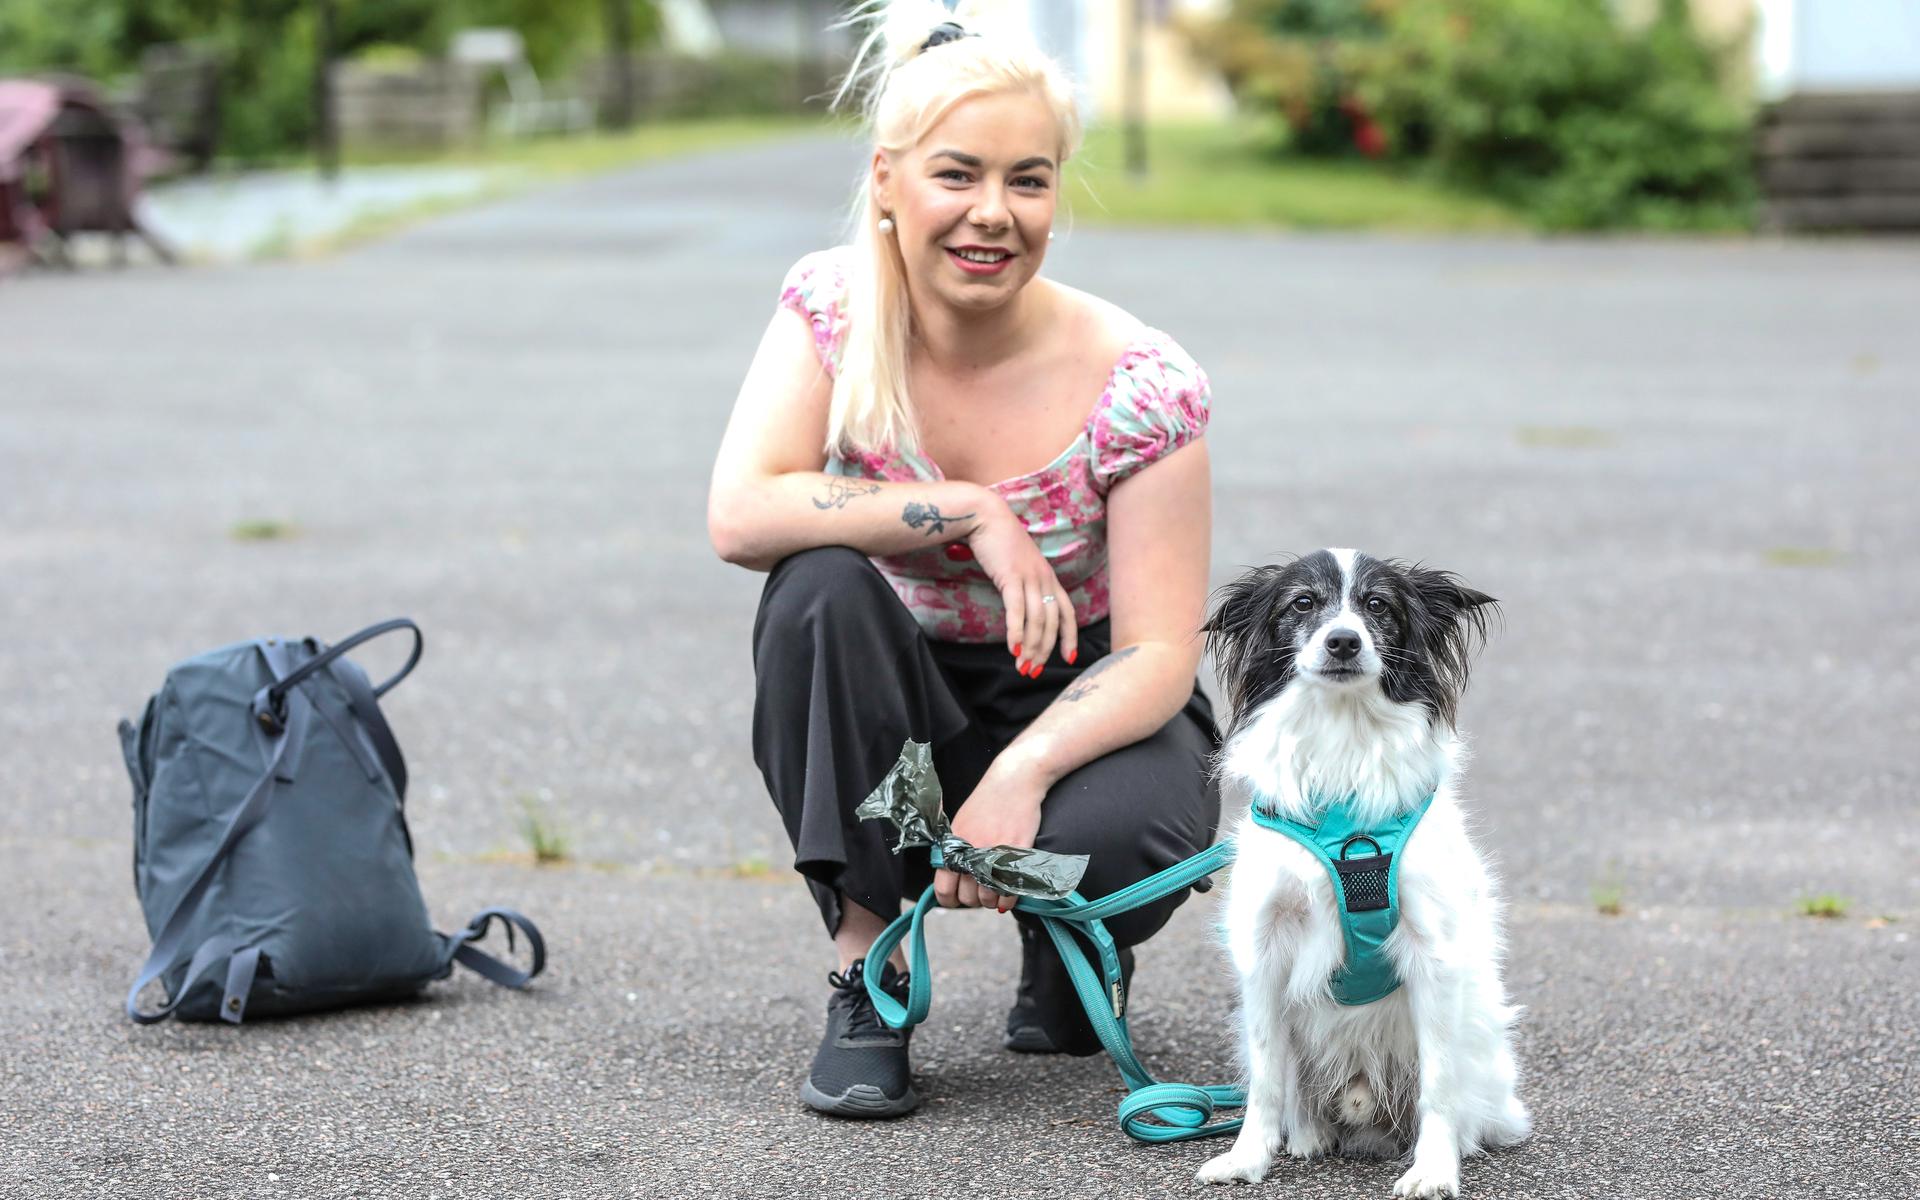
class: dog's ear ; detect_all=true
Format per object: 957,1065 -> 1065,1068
1204,563 -> 1281,648
1205,564 -> 1291,725
1406,567 -> 1498,639
1400,565 -> 1499,724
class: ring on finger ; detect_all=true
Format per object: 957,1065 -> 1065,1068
1041,595 -> 1055,605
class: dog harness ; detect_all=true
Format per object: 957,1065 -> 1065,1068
1249,794 -> 1435,1005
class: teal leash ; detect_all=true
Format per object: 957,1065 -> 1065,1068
862,839 -> 1246,1144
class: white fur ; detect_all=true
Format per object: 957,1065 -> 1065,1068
1196,677 -> 1530,1194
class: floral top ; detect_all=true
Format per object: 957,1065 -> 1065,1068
780,247 -> 1211,644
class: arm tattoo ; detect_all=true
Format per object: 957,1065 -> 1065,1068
901,501 -> 976,537
813,479 -> 882,511
1060,645 -> 1138,703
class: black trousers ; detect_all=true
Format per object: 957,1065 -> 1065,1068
751,547 -> 1222,949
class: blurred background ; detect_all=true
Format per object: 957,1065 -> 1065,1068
4,2 -> 1918,1194
5,0 -> 1920,270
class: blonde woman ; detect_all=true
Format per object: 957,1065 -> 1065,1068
708,0 -> 1219,1118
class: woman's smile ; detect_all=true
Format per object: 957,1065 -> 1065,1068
946,244 -> 1016,275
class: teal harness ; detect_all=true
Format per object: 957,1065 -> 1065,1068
860,796 -> 1436,1144
1248,793 -> 1434,1006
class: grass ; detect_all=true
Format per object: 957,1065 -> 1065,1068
727,855 -> 778,880
1763,547 -> 1847,568
335,113 -> 824,178
516,793 -> 571,865
1591,873 -> 1626,918
1516,426 -> 1616,449
1796,893 -> 1851,920
1064,121 -> 1527,233
230,518 -> 295,541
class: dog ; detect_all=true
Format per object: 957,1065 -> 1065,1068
1194,549 -> 1529,1197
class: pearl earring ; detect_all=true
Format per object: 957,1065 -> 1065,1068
1048,230 -> 1055,241
878,216 -> 895,234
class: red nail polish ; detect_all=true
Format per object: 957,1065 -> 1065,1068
1013,643 -> 1022,658
1066,649 -> 1077,665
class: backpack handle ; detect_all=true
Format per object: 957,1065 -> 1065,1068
266,618 -> 422,713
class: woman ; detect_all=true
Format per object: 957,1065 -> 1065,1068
707,0 -> 1219,1119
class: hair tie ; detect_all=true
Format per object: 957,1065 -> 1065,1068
920,21 -> 976,53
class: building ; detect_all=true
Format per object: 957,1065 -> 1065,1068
1740,0 -> 1920,229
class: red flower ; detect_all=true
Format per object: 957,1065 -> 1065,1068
1355,118 -> 1387,159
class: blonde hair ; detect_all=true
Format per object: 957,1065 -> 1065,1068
825,0 -> 1083,456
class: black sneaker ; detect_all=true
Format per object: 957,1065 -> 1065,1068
1004,918 -> 1134,1057
800,960 -> 919,1118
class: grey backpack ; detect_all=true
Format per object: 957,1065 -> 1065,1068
117,618 -> 546,1023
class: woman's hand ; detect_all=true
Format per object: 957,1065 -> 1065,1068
934,756 -> 1049,913
966,498 -> 1079,676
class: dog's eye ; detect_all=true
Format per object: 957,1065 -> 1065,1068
1290,595 -> 1314,613
1365,596 -> 1387,614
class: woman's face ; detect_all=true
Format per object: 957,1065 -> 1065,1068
875,89 -> 1061,315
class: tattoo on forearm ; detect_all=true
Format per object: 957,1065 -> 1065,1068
812,479 -> 882,510
901,501 -> 976,537
1060,646 -> 1138,703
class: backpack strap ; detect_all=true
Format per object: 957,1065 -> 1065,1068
325,653 -> 409,803
444,908 -> 547,989
264,619 -> 422,721
125,669 -> 310,1023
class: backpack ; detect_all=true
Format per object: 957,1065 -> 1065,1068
116,618 -> 546,1023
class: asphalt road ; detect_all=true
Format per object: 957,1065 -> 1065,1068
3,131 -> 1916,1198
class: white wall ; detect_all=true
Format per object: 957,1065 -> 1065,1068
1754,0 -> 1920,95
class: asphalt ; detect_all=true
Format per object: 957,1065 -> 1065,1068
3,130 -> 1916,1199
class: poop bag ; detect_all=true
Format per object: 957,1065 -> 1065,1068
855,739 -> 1089,900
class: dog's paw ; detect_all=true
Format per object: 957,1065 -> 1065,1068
1196,1149 -> 1272,1185
1486,1095 -> 1532,1147
1391,1162 -> 1461,1199
1284,1121 -> 1333,1160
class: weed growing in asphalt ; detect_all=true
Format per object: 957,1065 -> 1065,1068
1796,893 -> 1851,919
231,519 -> 295,541
516,792 -> 570,865
1591,867 -> 1626,917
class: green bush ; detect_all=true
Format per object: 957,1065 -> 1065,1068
0,0 -> 661,163
1184,1 -> 1396,157
1374,0 -> 1754,229
1190,0 -> 1756,229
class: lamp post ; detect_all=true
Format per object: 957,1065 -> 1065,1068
604,0 -> 638,130
314,0 -> 338,182
1125,0 -> 1148,178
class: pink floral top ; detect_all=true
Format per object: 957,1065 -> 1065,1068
780,247 -> 1211,644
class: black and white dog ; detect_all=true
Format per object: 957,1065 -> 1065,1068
1196,550 -> 1529,1197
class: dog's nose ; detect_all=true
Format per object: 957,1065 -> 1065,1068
1325,631 -> 1362,660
